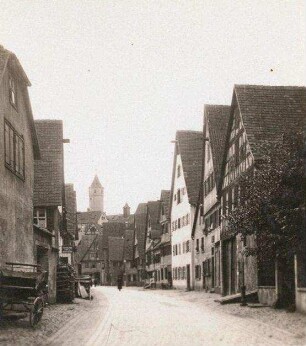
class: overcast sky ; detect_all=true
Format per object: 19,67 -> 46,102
1,1 -> 305,214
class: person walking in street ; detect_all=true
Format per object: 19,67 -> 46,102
117,274 -> 123,291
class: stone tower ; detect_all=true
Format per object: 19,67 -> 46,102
123,203 -> 130,218
89,175 -> 104,212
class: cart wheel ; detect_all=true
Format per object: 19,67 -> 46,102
30,297 -> 44,327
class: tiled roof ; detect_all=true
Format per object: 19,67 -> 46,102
107,214 -> 135,228
65,184 -> 77,237
234,85 -> 306,160
101,222 -> 126,249
147,201 -> 162,230
160,190 -> 170,220
205,105 -> 231,186
0,45 -> 40,159
108,237 -> 124,261
124,229 -> 134,261
176,131 -> 203,206
91,175 -> 102,188
78,211 -> 103,225
0,45 -> 30,86
134,203 -> 147,259
34,120 -> 64,207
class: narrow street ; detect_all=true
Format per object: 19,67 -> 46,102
46,287 -> 306,346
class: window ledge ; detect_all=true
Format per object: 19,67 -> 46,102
5,163 -> 25,181
297,288 -> 306,293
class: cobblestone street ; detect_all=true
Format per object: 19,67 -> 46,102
0,297 -> 96,345
32,287 -> 306,345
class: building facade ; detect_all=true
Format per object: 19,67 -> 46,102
0,45 -> 40,267
170,131 -> 202,290
192,105 -> 230,293
219,85 -> 306,311
145,201 -> 162,287
134,203 -> 148,285
159,190 -> 172,288
33,120 -> 67,303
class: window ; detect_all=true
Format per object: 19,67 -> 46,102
181,215 -> 185,227
186,240 -> 190,252
178,243 -> 181,255
196,239 -> 199,253
177,165 -> 181,177
178,218 -> 181,229
33,208 -> 47,228
195,265 -> 201,280
177,188 -> 181,204
9,76 -> 17,109
4,120 -> 25,179
201,237 -> 204,252
203,259 -> 211,276
182,266 -> 185,280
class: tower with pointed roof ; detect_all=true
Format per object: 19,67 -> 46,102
89,175 -> 104,212
123,203 -> 130,218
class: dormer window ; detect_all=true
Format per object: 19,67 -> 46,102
9,76 -> 17,109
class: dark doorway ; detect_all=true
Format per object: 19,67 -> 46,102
223,238 -> 237,296
278,255 -> 296,308
186,264 -> 191,290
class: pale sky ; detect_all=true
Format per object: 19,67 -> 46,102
1,1 -> 305,214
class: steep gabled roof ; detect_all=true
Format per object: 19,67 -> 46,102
205,105 -> 231,186
75,234 -> 97,263
218,85 -> 306,192
234,85 -> 306,160
160,190 -> 170,220
0,45 -> 40,159
147,201 -> 162,230
34,120 -> 64,207
101,222 -> 126,249
176,131 -> 203,206
134,203 -> 147,259
78,211 -> 103,225
124,229 -> 134,261
91,175 -> 102,188
108,237 -> 124,262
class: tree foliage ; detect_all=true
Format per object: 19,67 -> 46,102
227,131 -> 305,262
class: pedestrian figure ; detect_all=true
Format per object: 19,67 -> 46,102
117,274 -> 123,291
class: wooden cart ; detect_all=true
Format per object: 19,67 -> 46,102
0,262 -> 47,327
75,275 -> 92,299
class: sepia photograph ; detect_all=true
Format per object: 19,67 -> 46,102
0,1 -> 305,345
